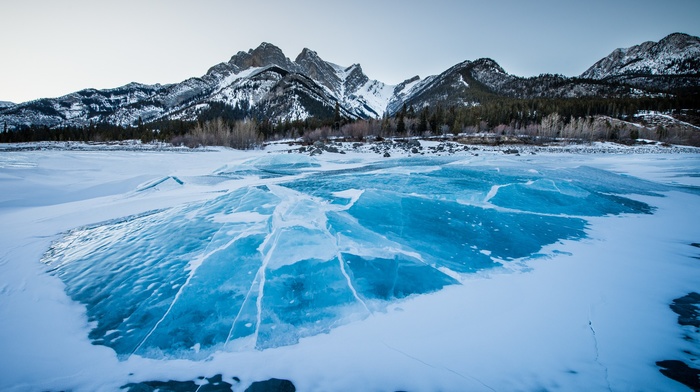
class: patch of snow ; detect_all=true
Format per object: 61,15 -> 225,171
218,67 -> 262,89
458,74 -> 469,88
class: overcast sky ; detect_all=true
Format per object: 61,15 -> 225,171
2,0 -> 699,104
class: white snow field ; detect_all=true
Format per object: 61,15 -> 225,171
0,142 -> 699,391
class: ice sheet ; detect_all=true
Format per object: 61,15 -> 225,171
40,153 -> 665,360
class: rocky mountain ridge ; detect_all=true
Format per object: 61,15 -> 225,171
582,33 -> 700,79
580,32 -> 700,91
1,33 -> 698,130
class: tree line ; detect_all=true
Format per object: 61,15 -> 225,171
2,95 -> 699,147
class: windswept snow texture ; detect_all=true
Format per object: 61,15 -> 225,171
42,156 -> 662,360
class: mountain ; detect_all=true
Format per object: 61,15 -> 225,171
1,33 -> 698,131
581,32 -> 700,91
390,33 -> 699,114
0,43 -> 392,130
387,57 -> 639,115
0,101 -> 14,109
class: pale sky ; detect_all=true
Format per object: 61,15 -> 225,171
1,0 -> 699,104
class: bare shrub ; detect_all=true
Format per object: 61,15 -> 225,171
302,127 -> 330,144
340,121 -> 370,140
171,118 -> 262,149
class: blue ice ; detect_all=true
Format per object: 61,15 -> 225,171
42,155 -> 664,359
214,154 -> 321,179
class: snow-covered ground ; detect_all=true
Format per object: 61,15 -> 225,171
0,142 -> 699,391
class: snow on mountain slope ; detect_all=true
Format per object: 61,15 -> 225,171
386,60 -> 494,114
345,78 -> 395,118
295,49 -> 395,118
581,33 -> 700,79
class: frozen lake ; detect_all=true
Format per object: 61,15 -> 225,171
1,142 -> 699,391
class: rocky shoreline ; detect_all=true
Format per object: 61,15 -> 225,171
1,137 -> 699,155
277,137 -> 700,157
122,376 -> 295,392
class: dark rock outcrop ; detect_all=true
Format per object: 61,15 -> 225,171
244,378 -> 295,392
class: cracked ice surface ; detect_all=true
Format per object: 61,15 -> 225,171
41,155 -> 662,359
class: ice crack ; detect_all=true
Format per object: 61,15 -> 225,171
588,318 -> 612,392
382,343 -> 497,392
223,227 -> 271,347
131,197 -> 261,356
336,241 -> 371,315
252,224 -> 283,348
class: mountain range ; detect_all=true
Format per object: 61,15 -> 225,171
2,33 -> 699,130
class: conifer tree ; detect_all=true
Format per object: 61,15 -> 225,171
333,102 -> 341,130
397,103 -> 407,134
418,108 -> 428,134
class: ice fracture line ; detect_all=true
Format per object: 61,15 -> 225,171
336,238 -> 371,314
